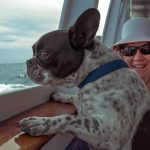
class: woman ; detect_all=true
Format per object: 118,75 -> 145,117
113,17 -> 150,92
113,17 -> 150,150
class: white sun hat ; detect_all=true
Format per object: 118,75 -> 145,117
112,17 -> 150,50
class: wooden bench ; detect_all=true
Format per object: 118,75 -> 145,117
0,101 -> 76,150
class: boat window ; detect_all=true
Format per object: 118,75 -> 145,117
97,0 -> 111,37
0,0 -> 64,94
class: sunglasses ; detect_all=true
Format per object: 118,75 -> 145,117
121,44 -> 150,56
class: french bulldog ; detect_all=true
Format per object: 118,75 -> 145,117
17,8 -> 150,150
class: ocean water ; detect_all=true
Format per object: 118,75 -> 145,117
0,63 -> 36,94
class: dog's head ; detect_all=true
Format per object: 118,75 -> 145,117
26,8 -> 100,87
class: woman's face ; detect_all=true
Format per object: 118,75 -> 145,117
121,42 -> 150,82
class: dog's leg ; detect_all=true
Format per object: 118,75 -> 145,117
17,115 -> 118,149
50,92 -> 78,105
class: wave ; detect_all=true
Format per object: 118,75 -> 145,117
0,84 -> 33,94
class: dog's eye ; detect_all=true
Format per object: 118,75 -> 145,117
38,49 -> 49,60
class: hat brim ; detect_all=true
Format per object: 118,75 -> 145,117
112,36 -> 150,51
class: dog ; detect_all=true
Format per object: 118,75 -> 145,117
17,8 -> 150,150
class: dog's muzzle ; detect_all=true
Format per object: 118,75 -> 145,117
26,59 -> 44,83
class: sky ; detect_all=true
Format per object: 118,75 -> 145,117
0,0 -> 110,64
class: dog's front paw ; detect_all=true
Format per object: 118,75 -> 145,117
50,92 -> 76,104
50,92 -> 62,102
17,116 -> 51,136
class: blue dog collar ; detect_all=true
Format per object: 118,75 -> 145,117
78,59 -> 129,89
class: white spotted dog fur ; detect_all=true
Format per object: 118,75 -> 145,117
17,8 -> 150,150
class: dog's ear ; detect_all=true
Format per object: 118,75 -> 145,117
69,8 -> 100,49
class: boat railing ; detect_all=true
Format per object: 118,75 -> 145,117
0,100 -> 76,150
